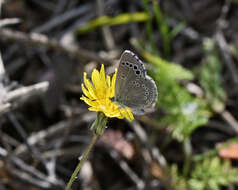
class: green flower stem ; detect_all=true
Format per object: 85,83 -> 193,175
65,112 -> 108,190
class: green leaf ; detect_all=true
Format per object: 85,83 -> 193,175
170,22 -> 186,39
141,51 -> 194,81
76,12 -> 149,35
152,0 -> 171,56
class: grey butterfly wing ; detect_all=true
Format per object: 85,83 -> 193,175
115,50 -> 158,115
115,50 -> 145,100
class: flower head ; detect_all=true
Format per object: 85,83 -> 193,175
80,65 -> 134,121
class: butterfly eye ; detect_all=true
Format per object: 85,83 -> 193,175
122,62 -> 125,65
129,64 -> 133,67
134,65 -> 138,70
136,70 -> 140,75
126,62 -> 129,66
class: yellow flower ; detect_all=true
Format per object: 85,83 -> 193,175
80,65 -> 134,121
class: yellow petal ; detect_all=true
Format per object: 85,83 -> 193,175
126,108 -> 134,121
80,96 -> 98,107
84,72 -> 97,99
81,84 -> 94,99
91,69 -> 100,88
106,75 -> 111,87
100,64 -> 107,87
89,107 -> 100,112
111,69 -> 117,97
93,66 -> 106,98
106,76 -> 111,98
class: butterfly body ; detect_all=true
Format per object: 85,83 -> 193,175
114,50 -> 158,115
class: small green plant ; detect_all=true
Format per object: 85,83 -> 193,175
131,42 -> 211,141
189,157 -> 238,190
143,0 -> 185,56
199,38 -> 226,113
169,157 -> 238,190
169,165 -> 189,190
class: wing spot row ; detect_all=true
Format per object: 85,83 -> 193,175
121,61 -> 143,77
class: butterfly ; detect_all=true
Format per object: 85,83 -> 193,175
114,50 -> 158,115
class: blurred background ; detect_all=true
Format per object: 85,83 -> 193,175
0,0 -> 238,190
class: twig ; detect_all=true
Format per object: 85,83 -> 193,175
1,132 -> 20,147
0,52 -> 10,114
0,146 -> 64,188
130,121 -> 172,190
96,0 -> 115,50
7,112 -> 60,183
0,28 -> 111,64
215,31 -> 238,84
5,81 -> 49,102
54,0 -> 68,15
132,120 -> 167,168
0,0 -> 3,15
0,18 -> 21,28
217,0 -> 232,29
33,4 -> 93,33
0,48 -> 49,117
108,148 -> 145,189
215,0 -> 238,84
0,81 -> 49,115
0,103 -> 10,114
0,52 -> 5,80
220,110 -> 238,133
42,145 -> 90,159
124,180 -> 162,190
10,168 -> 54,189
14,112 -> 96,156
7,113 -> 38,152
47,105 -> 76,183
168,19 -> 201,41
6,57 -> 27,75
